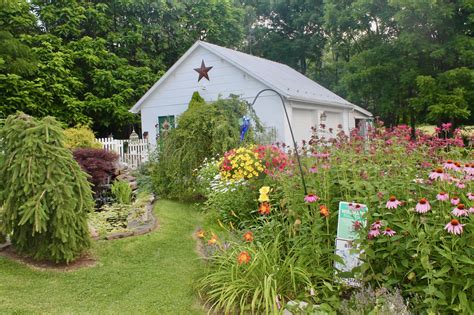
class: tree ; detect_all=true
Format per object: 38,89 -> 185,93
241,0 -> 326,74
0,113 -> 94,263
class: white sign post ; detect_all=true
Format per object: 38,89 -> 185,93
335,202 -> 368,285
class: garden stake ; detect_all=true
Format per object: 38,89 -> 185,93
250,88 -> 309,196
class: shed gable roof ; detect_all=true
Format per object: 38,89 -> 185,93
130,41 -> 370,115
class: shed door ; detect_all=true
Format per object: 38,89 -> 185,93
292,108 -> 315,144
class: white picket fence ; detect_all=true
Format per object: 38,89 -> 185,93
96,137 -> 150,169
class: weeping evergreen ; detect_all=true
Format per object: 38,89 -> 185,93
0,113 -> 93,262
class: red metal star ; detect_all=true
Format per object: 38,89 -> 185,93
194,60 -> 213,82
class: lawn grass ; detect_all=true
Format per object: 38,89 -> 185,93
0,200 -> 205,314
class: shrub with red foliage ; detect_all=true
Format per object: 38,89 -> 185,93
72,148 -> 118,189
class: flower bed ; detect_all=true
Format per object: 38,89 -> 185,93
196,123 -> 472,313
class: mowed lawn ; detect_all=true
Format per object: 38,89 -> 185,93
0,200 -> 205,314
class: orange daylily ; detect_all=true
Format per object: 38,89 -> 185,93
319,205 -> 330,217
237,251 -> 251,264
243,231 -> 254,242
258,202 -> 271,215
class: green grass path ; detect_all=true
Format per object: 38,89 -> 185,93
0,200 -> 205,314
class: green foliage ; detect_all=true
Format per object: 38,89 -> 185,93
111,180 -> 132,205
152,95 -> 259,200
0,113 -> 93,263
198,233 -> 314,314
188,91 -> 206,110
63,125 -> 102,149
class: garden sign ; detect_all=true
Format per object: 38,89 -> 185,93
335,202 -> 368,281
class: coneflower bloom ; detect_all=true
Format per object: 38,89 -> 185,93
386,196 -> 402,209
243,231 -> 254,242
415,198 -> 431,213
237,251 -> 251,264
450,196 -> 460,205
467,192 -> 474,201
443,160 -> 457,170
456,182 -> 466,189
383,227 -> 396,237
371,220 -> 383,229
452,204 -> 468,217
469,207 -> 474,214
463,164 -> 474,176
353,204 -> 363,212
258,202 -> 271,215
304,194 -> 320,203
309,165 -> 318,173
348,202 -> 354,210
368,227 -> 381,239
444,219 -> 464,235
429,168 -> 446,180
454,162 -> 462,171
436,192 -> 449,201
319,205 -> 330,217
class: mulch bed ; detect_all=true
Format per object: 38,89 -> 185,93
0,245 -> 96,271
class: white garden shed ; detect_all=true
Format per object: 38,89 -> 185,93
130,40 -> 372,146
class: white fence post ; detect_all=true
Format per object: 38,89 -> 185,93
96,138 -> 149,169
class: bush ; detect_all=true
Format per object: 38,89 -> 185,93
111,180 -> 132,204
73,148 -> 118,190
63,125 -> 102,149
153,94 -> 260,200
0,113 -> 93,263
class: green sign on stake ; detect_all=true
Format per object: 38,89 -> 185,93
335,202 -> 368,279
337,201 -> 368,240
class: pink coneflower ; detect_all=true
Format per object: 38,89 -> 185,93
348,202 -> 354,210
304,194 -> 319,203
443,160 -> 457,170
444,219 -> 464,235
309,165 -> 318,173
353,204 -> 363,212
469,207 -> 474,214
429,168 -> 446,180
415,198 -> 431,213
368,227 -> 381,239
313,152 -> 330,159
463,164 -> 474,176
436,192 -> 449,201
371,220 -> 383,229
383,227 -> 396,237
467,192 -> 474,200
452,204 -> 468,217
456,182 -> 466,189
386,196 -> 402,209
450,196 -> 460,205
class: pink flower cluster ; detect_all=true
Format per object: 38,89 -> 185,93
254,144 -> 290,176
368,220 -> 396,239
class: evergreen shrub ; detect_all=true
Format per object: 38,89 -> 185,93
0,113 -> 93,262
